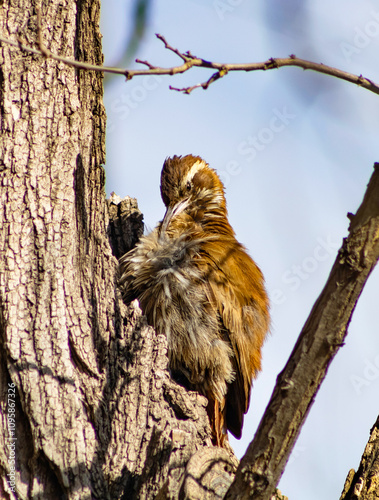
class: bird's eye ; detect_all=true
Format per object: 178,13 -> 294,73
186,181 -> 191,191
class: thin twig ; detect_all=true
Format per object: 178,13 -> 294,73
170,69 -> 228,94
0,30 -> 378,96
155,33 -> 191,62
135,58 -> 157,70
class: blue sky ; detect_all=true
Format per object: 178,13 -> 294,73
101,2 -> 379,498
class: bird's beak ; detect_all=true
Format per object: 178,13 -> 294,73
160,198 -> 190,236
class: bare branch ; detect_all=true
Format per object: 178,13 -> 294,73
0,30 -> 378,96
225,163 -> 379,500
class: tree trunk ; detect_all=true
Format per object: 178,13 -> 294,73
0,2 -> 222,499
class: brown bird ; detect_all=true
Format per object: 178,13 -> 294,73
119,155 -> 269,446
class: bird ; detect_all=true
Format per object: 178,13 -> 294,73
119,154 -> 270,447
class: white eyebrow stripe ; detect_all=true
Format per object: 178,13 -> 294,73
186,160 -> 207,182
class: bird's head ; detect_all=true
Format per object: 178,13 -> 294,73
160,155 -> 228,234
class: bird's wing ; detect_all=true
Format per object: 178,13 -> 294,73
199,236 -> 269,438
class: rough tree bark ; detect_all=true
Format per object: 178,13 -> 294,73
1,2 -> 379,500
0,2 -> 228,499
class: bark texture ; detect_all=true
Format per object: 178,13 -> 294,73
340,415 -> 379,500
0,0 -> 108,497
225,164 -> 379,500
0,3 -> 218,499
